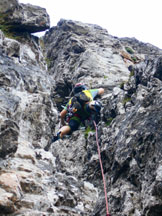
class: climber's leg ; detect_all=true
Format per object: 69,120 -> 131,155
59,125 -> 71,138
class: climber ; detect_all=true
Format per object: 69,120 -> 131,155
44,83 -> 104,151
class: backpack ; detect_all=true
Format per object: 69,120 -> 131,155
68,91 -> 90,114
67,91 -> 102,125
73,91 -> 90,105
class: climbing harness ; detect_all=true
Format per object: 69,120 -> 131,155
93,120 -> 110,216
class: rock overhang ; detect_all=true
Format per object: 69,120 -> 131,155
0,0 -> 50,34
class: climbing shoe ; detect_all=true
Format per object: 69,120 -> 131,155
44,141 -> 52,151
51,135 -> 59,143
44,132 -> 61,151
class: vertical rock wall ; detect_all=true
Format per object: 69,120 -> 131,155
43,19 -> 162,216
0,1 -> 162,215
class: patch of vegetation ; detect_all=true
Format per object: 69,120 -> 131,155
84,126 -> 95,139
0,13 -> 7,24
129,70 -> 135,77
120,81 -> 127,89
131,56 -> 137,63
45,57 -> 52,68
0,24 -> 11,35
106,117 -> 113,126
125,46 -> 134,54
0,24 -> 25,42
122,96 -> 131,105
104,75 -> 108,79
0,14 -> 15,38
0,13 -> 30,42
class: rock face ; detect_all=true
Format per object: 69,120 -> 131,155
0,3 -> 162,216
0,0 -> 19,14
43,19 -> 161,111
0,0 -> 50,33
98,56 -> 162,216
43,19 -> 131,110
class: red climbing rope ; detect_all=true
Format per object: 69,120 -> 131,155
93,121 -> 110,216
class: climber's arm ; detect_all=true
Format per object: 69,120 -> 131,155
88,88 -> 104,99
97,88 -> 104,95
85,88 -> 104,113
60,109 -> 67,126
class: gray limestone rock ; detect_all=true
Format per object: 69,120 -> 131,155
0,0 -> 50,33
0,119 -> 19,158
0,0 -> 19,14
0,8 -> 162,215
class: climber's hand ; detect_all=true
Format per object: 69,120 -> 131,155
89,101 -> 102,113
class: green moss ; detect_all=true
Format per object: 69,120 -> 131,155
120,81 -> 127,89
0,13 -> 28,42
45,57 -> 51,68
104,75 -> 108,79
0,24 -> 24,41
125,46 -> 134,54
0,13 -> 7,24
0,24 -> 10,34
0,13 -> 13,36
84,126 -> 95,139
129,70 -> 134,77
123,96 -> 131,105
106,117 -> 113,126
131,56 -> 137,63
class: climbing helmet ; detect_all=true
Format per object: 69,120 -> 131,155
74,83 -> 87,94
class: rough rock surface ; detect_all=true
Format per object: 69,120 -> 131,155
0,0 -> 50,33
0,3 -> 162,216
